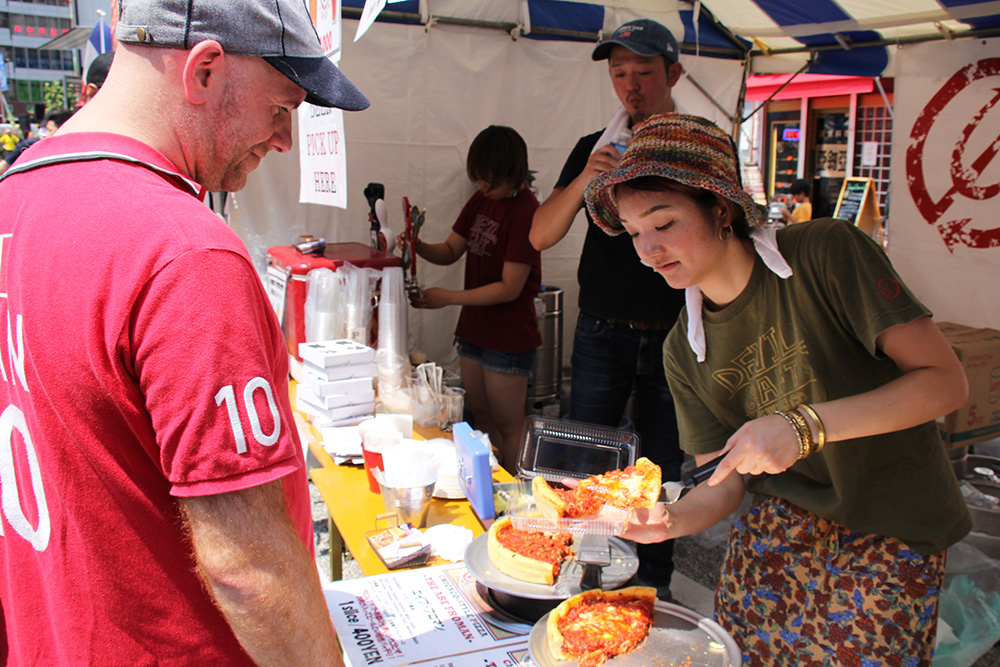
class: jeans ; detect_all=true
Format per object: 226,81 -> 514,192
568,312 -> 683,590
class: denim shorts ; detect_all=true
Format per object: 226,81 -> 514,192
455,338 -> 535,377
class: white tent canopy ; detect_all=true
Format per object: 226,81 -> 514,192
232,9 -> 744,372
230,0 -> 1000,372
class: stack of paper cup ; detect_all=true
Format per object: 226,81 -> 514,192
304,267 -> 343,342
361,430 -> 402,494
377,267 -> 411,410
343,264 -> 377,344
378,267 -> 408,362
358,414 -> 413,493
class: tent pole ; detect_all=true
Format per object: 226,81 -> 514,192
340,7 -> 746,56
755,24 -> 1000,58
733,56 -> 752,138
685,72 -> 740,127
874,77 -> 894,119
740,57 -> 814,123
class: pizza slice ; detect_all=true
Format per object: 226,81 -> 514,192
547,586 -> 657,667
487,516 -> 574,585
532,457 -> 662,520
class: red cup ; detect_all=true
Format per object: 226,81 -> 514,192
361,444 -> 384,494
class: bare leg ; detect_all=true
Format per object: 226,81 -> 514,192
482,369 -> 529,473
459,356 -> 498,452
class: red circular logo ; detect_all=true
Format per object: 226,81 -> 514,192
877,278 -> 900,299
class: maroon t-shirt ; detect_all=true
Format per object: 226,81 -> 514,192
452,188 -> 542,353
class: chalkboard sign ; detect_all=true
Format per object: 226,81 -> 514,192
833,177 -> 880,235
834,179 -> 866,223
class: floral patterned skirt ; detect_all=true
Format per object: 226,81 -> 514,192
715,496 -> 945,667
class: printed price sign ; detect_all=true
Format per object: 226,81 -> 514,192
324,564 -> 529,666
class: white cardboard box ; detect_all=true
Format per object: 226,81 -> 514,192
298,339 -> 375,368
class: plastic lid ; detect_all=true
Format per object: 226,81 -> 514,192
516,415 -> 639,481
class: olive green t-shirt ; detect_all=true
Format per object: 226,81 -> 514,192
663,219 -> 971,555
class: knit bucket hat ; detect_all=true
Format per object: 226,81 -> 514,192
585,113 -> 767,235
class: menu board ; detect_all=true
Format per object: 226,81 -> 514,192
833,177 -> 881,235
324,564 -> 533,666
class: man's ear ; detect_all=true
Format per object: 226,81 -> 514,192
666,60 -> 683,88
82,83 -> 100,104
182,40 -> 226,106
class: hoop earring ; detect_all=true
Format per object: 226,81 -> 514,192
719,225 -> 734,242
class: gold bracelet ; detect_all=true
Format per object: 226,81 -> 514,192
787,409 -> 814,458
777,411 -> 808,459
796,404 -> 826,453
777,410 -> 813,460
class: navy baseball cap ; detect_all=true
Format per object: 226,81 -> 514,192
592,19 -> 680,64
116,0 -> 370,111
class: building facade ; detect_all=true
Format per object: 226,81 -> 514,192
0,0 -> 78,126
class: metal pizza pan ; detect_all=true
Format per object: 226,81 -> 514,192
463,532 -> 638,601
527,601 -> 741,667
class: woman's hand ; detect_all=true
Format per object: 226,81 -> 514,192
408,287 -> 450,309
706,413 -> 801,487
622,504 -> 672,544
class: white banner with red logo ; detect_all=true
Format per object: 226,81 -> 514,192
889,38 -> 1000,330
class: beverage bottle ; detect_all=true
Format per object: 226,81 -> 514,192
610,128 -> 633,156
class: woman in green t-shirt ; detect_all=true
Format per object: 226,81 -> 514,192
583,113 -> 971,667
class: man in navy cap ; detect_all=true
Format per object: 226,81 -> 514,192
0,1 -> 368,664
529,18 -> 686,600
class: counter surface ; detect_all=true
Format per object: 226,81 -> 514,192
306,419 -> 515,578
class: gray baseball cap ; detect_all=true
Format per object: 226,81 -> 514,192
116,0 -> 369,111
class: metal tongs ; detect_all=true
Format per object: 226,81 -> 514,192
663,456 -> 724,503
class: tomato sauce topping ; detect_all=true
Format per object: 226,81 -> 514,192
559,463 -> 654,516
557,596 -> 655,665
496,523 -> 573,566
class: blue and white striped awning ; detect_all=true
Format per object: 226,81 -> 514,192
693,0 -> 1000,75
344,0 -> 1000,75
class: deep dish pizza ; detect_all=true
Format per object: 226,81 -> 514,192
547,586 -> 657,667
487,516 -> 574,585
532,457 -> 662,520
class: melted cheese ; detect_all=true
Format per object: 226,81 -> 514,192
556,597 -> 654,667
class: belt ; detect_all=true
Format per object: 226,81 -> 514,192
608,318 -> 673,331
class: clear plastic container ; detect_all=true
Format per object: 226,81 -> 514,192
515,415 -> 638,481
507,416 -> 640,536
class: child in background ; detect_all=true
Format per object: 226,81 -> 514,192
408,126 -> 541,470
780,178 -> 813,224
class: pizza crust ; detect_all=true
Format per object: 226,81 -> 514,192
546,586 -> 657,665
486,516 -> 571,585
532,475 -> 567,520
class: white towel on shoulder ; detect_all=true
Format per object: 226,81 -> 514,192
686,224 -> 792,362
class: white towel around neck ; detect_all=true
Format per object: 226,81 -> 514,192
686,224 -> 792,362
590,103 -> 689,155
591,107 -> 632,155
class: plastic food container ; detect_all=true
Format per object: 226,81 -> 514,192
507,416 -> 641,536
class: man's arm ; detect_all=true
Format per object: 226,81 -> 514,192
179,479 -> 344,667
529,145 -> 621,251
